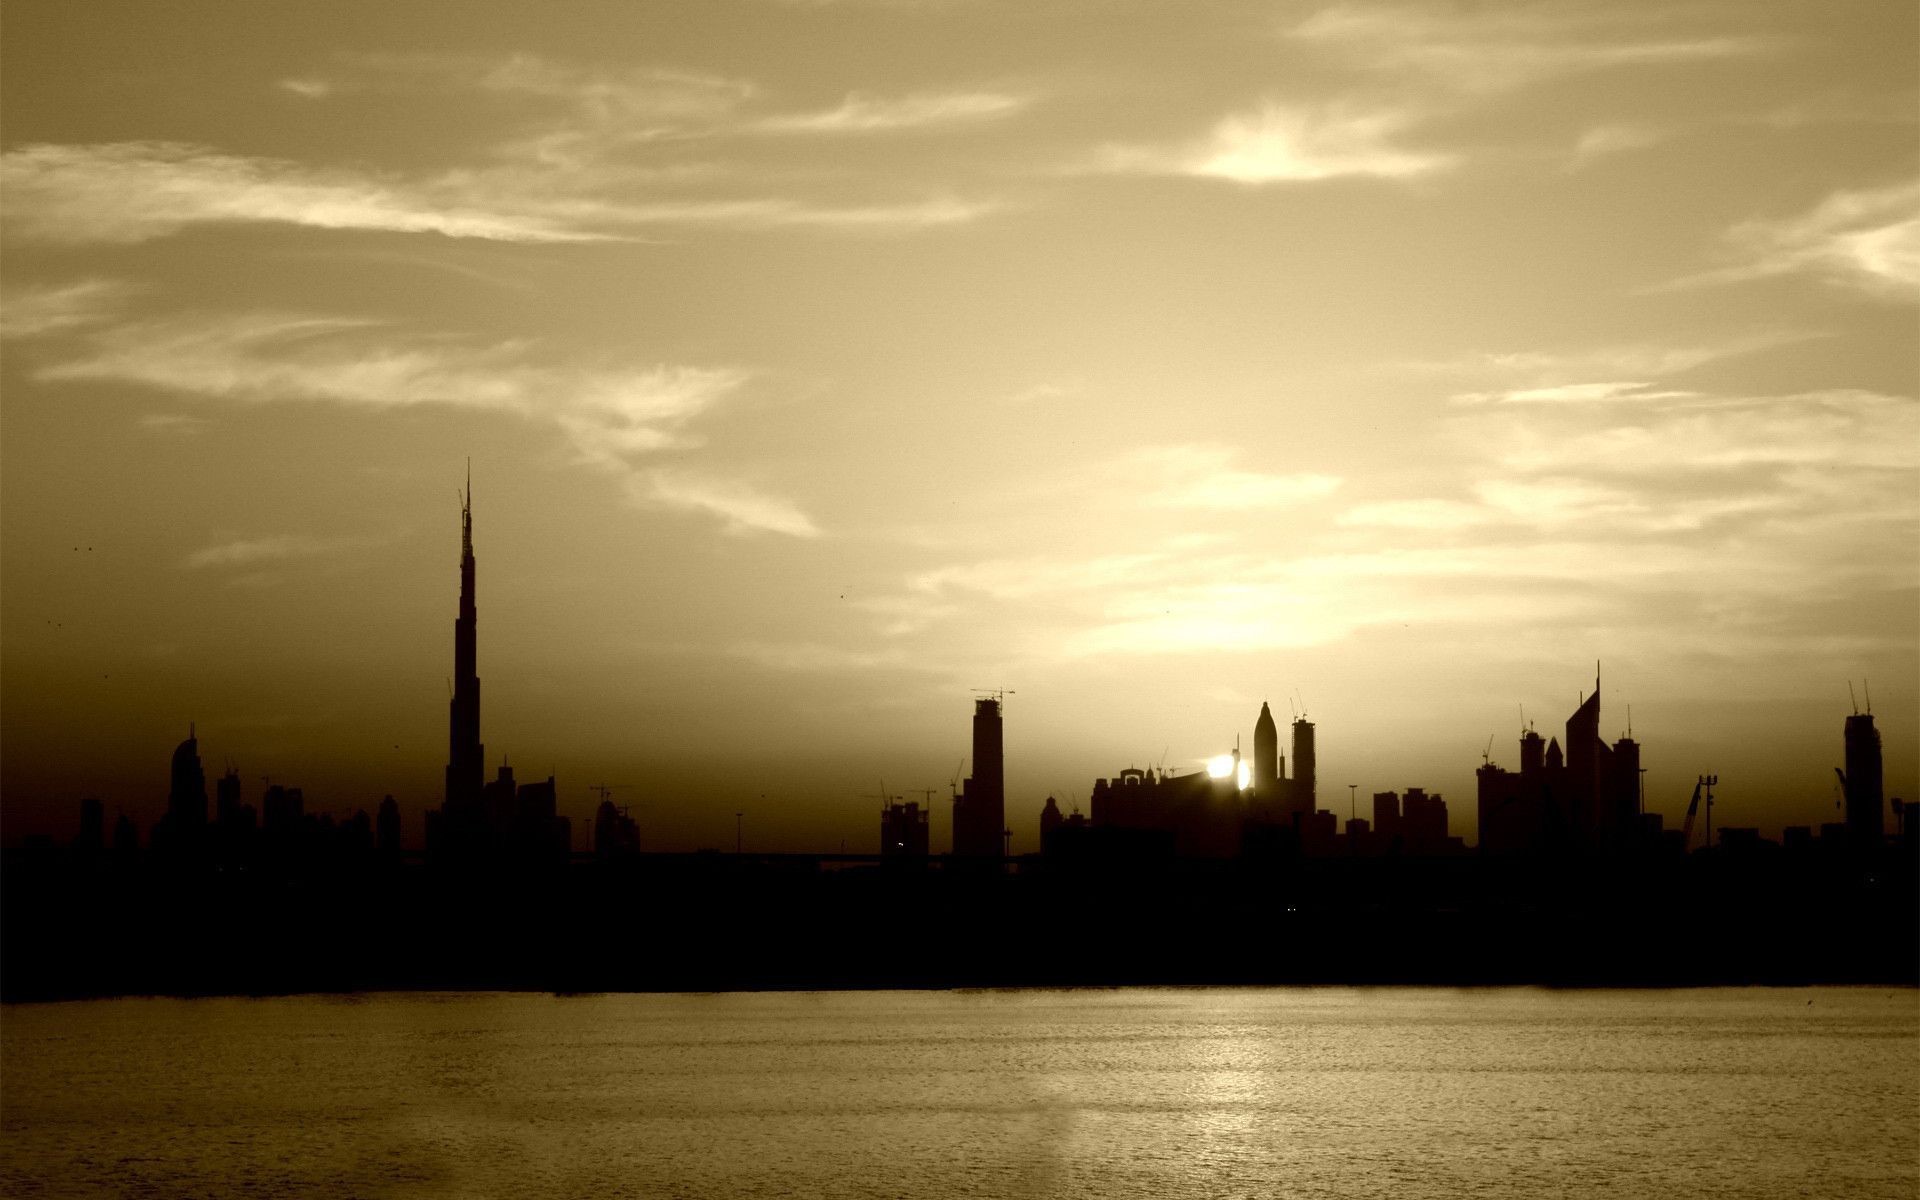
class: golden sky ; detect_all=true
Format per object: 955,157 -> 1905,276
3,0 -> 1915,851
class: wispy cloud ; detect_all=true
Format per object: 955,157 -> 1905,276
183,534 -> 379,570
1665,179 -> 1920,296
136,412 -> 212,434
1100,103 -> 1450,184
0,279 -> 136,338
753,90 -> 1027,134
0,140 -> 998,244
1398,330 -> 1831,384
1450,381 -> 1699,406
634,469 -> 821,537
0,142 -> 606,245
1128,447 -> 1343,508
1288,4 -> 1768,96
37,312 -> 818,537
1565,122 -> 1671,169
872,383 -> 1915,662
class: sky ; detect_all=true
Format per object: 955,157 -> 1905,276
2,0 -> 1915,852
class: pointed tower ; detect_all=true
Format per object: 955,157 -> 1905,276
1253,701 -> 1279,806
444,467 -> 485,814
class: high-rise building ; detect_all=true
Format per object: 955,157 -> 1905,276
1253,702 -> 1279,807
376,795 -> 402,855
1372,790 -> 1401,838
1289,717 -> 1316,815
953,697 -> 1005,857
883,800 -> 931,859
167,725 -> 208,833
215,768 -> 242,827
444,469 -> 484,816
1842,712 -> 1883,847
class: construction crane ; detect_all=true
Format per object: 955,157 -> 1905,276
586,783 -> 634,807
1680,775 -> 1716,851
1481,734 -> 1495,766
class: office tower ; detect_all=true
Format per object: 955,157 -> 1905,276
376,795 -> 402,855
1843,712 -> 1884,846
1290,717 -> 1316,815
167,725 -> 208,833
954,697 -> 1005,856
1253,702 -> 1279,806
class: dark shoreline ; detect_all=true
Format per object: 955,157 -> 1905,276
7,848 -> 1915,1002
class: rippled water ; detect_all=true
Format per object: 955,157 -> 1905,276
3,988 -> 1915,1198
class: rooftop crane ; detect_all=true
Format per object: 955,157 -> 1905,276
1680,774 -> 1716,852
586,783 -> 634,807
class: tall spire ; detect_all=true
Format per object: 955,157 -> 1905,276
445,463 -> 484,812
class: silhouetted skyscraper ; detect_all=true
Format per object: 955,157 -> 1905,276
1290,717 -> 1316,815
1842,712 -> 1883,847
1253,702 -> 1279,805
167,725 -> 208,833
953,697 -> 1005,857
445,470 -> 484,815
376,795 -> 402,855
594,800 -> 640,858
1520,727 -> 1545,774
215,767 -> 242,825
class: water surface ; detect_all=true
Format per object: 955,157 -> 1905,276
4,988 -> 1915,1198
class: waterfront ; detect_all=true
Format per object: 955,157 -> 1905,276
3,988 -> 1915,1198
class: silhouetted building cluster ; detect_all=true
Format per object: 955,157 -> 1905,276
1474,671 -> 1647,856
880,799 -> 930,859
111,726 -> 389,873
595,801 -> 641,859
40,478 -> 1911,916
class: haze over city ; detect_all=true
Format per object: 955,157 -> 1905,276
2,0 -> 1914,853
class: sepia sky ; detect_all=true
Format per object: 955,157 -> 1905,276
3,0 -> 1915,851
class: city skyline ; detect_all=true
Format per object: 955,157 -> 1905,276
18,470 -> 1910,857
2,1 -> 1915,852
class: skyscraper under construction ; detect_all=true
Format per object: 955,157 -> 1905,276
1842,710 -> 1883,848
953,696 -> 1005,857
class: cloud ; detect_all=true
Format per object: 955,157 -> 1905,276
726,641 -> 919,673
0,279 -> 136,338
1486,389 -> 1919,474
1101,103 -> 1450,184
636,469 -> 821,537
1112,446 -> 1343,509
37,312 -> 817,537
1566,123 -> 1671,169
1398,331 -> 1831,384
136,412 -> 212,434
877,384 -> 1915,662
183,534 -> 375,570
1450,381 -> 1699,405
1668,180 -> 1920,296
0,140 -> 998,244
1288,4 -> 1768,96
0,142 -> 606,245
754,91 -> 1027,134
278,78 -> 335,99
1337,499 -> 1488,530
